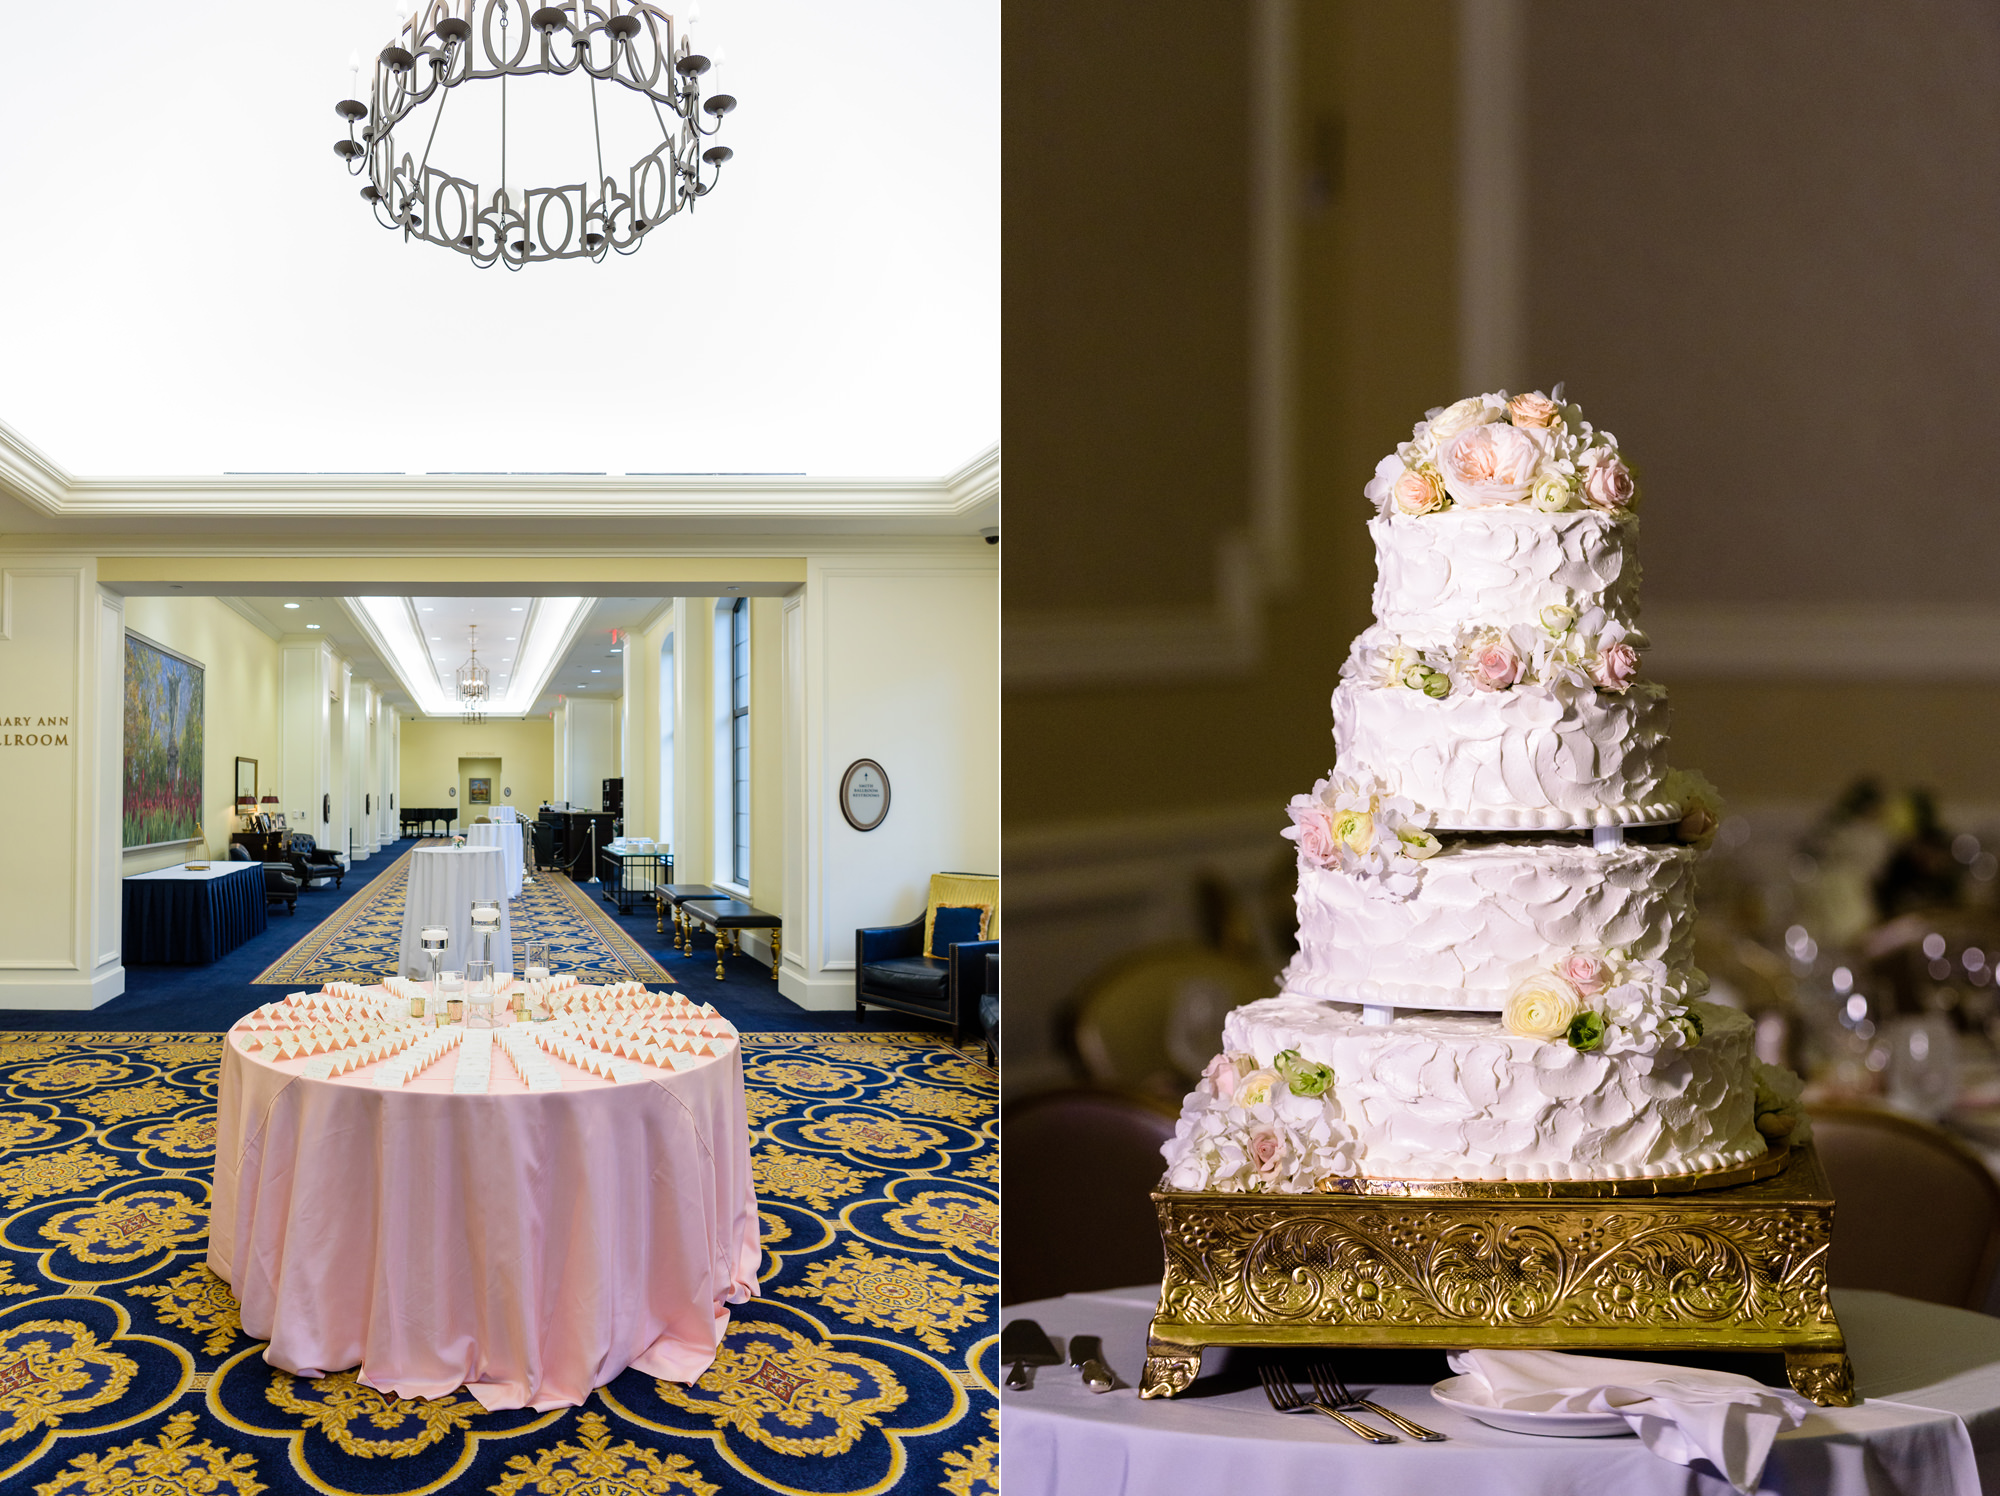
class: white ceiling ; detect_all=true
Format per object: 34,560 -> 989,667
0,0 -> 997,479
226,593 -> 676,718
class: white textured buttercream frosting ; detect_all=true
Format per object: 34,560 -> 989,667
1371,509 -> 1639,643
1333,677 -> 1670,827
1285,840 -> 1701,1011
1223,996 -> 1763,1182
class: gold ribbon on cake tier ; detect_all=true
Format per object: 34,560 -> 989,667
1140,1143 -> 1855,1407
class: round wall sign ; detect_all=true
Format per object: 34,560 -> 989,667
840,759 -> 890,832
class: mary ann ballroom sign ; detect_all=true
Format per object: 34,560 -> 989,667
0,714 -> 68,746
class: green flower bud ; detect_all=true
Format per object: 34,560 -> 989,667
1273,1048 -> 1333,1099
1567,1011 -> 1606,1052
1420,670 -> 1451,700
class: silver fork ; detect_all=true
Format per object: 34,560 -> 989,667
1308,1362 -> 1446,1442
1257,1363 -> 1397,1443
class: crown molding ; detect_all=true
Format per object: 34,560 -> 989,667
1645,604 -> 2000,680
0,415 -> 997,533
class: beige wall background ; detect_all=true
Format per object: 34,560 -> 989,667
398,717 -> 555,816
121,596 -> 283,872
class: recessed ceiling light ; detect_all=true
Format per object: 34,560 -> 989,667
591,669 -> 602,673
422,607 -> 433,612
511,607 -> 522,612
505,637 -> 516,641
431,637 -> 441,641
609,648 -> 622,654
283,602 -> 301,609
306,623 -> 321,630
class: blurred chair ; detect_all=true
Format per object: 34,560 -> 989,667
1002,1089 -> 1175,1305
1811,1105 -> 2000,1310
1073,943 -> 1279,1104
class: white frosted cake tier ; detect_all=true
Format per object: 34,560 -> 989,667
1224,996 -> 1764,1183
1284,840 -> 1702,1012
1370,508 -> 1638,642
1332,678 -> 1670,827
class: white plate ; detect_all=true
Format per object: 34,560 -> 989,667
1430,1376 -> 1636,1438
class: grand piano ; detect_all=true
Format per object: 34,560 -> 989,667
399,807 -> 459,837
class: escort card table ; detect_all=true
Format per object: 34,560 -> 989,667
396,845 -> 511,979
1001,1285 -> 2000,1495
465,819 -> 526,899
209,1002 -> 760,1409
121,860 -> 267,964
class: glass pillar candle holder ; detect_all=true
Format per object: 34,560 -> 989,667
418,926 -> 450,1019
470,900 -> 502,971
465,960 -> 496,1029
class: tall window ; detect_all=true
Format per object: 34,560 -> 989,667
728,597 -> 750,885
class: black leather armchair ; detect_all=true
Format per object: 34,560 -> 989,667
285,834 -> 345,890
855,914 -> 996,1045
228,843 -> 300,914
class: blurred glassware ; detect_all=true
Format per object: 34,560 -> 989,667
1883,1013 -> 1961,1121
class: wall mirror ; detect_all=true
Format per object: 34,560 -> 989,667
235,756 -> 257,802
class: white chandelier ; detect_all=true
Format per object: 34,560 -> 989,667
457,626 -> 490,722
334,1 -> 736,268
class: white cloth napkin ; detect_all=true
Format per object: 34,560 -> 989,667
1448,1348 -> 1816,1492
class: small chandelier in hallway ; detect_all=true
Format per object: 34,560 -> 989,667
458,626 -> 489,723
333,1 -> 737,268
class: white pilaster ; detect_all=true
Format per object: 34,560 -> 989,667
0,556 -> 124,1007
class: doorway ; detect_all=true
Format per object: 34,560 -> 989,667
459,757 -> 502,822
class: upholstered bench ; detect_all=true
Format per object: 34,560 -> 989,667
683,899 -> 781,982
656,884 -> 733,952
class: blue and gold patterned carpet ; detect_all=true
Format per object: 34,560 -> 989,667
0,1029 -> 996,1496
254,845 -> 670,988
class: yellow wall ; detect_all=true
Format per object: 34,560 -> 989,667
398,718 -> 555,816
120,598 -> 283,872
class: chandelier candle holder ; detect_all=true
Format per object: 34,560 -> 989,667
333,0 -> 736,267
458,626 -> 489,723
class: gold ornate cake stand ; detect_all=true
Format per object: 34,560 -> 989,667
1141,1143 -> 1855,1406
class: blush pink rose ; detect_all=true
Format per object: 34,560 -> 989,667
1593,641 -> 1639,692
1204,1053 -> 1239,1101
1284,797 -> 1339,867
1392,465 -> 1447,515
1471,641 -> 1523,691
1248,1126 -> 1285,1182
1441,423 -> 1543,507
1583,455 -> 1636,511
1558,953 -> 1608,998
1507,391 -> 1560,429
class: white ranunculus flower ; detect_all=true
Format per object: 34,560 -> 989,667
1504,973 -> 1582,1042
1427,394 -> 1506,443
1540,604 -> 1577,634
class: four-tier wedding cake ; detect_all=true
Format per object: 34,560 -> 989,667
1163,389 -> 1809,1187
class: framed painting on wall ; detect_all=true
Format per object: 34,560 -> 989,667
468,778 -> 491,805
124,632 -> 205,849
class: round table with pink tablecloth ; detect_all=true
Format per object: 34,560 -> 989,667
208,1004 -> 760,1410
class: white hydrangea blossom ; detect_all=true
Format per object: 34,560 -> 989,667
1161,1055 -> 1361,1192
1282,768 -> 1440,901
1342,613 -> 1646,700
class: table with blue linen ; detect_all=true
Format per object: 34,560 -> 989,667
122,860 -> 268,964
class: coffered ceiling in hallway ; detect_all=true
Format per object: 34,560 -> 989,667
0,0 -> 996,480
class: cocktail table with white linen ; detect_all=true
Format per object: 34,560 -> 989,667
209,996 -> 759,1410
397,844 -> 511,978
466,819 -> 525,898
